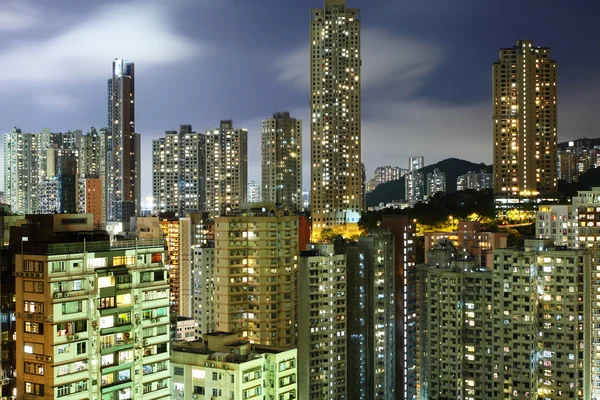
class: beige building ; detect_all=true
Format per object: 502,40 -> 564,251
171,332 -> 297,400
205,120 -> 248,218
310,0 -> 362,239
493,40 -> 558,197
261,112 -> 302,212
535,204 -> 575,247
298,243 -> 347,399
13,214 -> 171,399
214,204 -> 298,347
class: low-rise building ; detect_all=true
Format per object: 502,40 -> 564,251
171,332 -> 297,400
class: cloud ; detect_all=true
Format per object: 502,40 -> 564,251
275,28 -> 440,95
32,93 -> 77,110
0,1 -> 204,87
0,2 -> 39,31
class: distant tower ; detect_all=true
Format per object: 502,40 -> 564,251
493,40 -> 558,197
205,120 -> 248,218
310,0 -> 362,239
261,112 -> 302,211
107,58 -> 140,222
247,181 -> 261,203
152,125 -> 206,216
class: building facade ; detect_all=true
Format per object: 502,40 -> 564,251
247,182 -> 261,203
152,125 -> 206,216
310,0 -> 362,239
418,241 -> 592,399
347,231 -> 396,399
192,246 -> 216,338
171,332 -> 297,400
493,40 -> 558,197
298,242 -> 347,399
13,214 -> 171,400
456,170 -> 493,192
261,112 -> 302,211
426,168 -> 446,199
205,120 -> 248,218
214,204 -> 298,347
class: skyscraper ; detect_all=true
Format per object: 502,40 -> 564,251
152,125 -> 206,216
205,120 -> 248,218
261,112 -> 302,211
107,58 -> 140,223
493,40 -> 558,197
310,0 -> 362,239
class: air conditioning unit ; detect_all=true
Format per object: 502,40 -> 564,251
54,293 -> 62,299
64,293 -> 70,298
108,272 -> 114,277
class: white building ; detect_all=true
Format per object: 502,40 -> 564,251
426,168 -> 446,198
171,332 -> 297,400
247,181 -> 261,203
152,125 -> 205,216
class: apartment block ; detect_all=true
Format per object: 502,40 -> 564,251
457,170 -> 493,192
535,204 -> 575,247
298,242 -> 347,399
423,221 -> 508,268
261,112 -> 302,212
171,332 -> 297,400
12,214 -> 171,400
192,246 -> 216,338
205,120 -> 248,218
214,204 -> 298,347
347,231 -> 396,399
310,0 -> 362,239
418,240 -> 592,399
426,168 -> 446,199
152,125 -> 206,216
493,40 -> 558,197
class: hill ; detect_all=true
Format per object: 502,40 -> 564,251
366,158 -> 491,207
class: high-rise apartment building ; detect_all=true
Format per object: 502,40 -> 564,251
298,242 -> 347,399
456,170 -> 493,192
205,120 -> 248,218
426,168 -> 446,198
347,231 -> 396,399
405,171 -> 425,206
152,125 -> 206,216
214,204 -> 298,347
571,187 -> 600,397
367,166 -> 406,193
4,128 -> 42,214
261,112 -> 302,211
107,58 -> 140,223
310,0 -> 362,239
493,40 -> 558,197
381,215 -> 417,400
192,246 -> 216,338
12,214 -> 171,399
418,240 -> 592,399
409,156 -> 424,173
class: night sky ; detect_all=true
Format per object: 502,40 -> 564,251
1,0 -> 599,199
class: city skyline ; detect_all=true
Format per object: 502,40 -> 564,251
0,1 -> 598,198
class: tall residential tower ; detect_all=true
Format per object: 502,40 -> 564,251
310,0 -> 362,239
493,40 -> 558,198
261,112 -> 302,212
205,120 -> 248,218
107,58 -> 140,223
